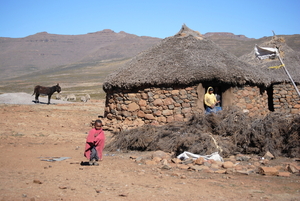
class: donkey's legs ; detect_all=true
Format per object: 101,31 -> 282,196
35,94 -> 39,103
47,95 -> 52,104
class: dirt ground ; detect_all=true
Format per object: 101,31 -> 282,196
0,94 -> 299,201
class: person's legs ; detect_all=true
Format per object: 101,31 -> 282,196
215,106 -> 222,112
89,147 -> 99,165
205,107 -> 212,114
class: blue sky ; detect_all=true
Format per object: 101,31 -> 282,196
0,0 -> 299,39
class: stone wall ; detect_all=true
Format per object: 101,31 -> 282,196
231,86 -> 269,117
104,86 -> 199,130
273,83 -> 300,114
103,85 -> 290,131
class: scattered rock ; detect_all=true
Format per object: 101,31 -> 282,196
264,151 -> 275,160
194,157 -> 205,165
130,155 -> 137,160
214,169 -> 226,174
203,161 -> 211,167
278,172 -> 291,177
145,160 -> 157,165
287,164 -> 299,174
236,154 -> 251,161
161,159 -> 169,165
189,165 -> 203,172
225,169 -> 235,175
258,167 -> 279,176
260,159 -> 269,165
235,170 -> 251,175
161,164 -> 172,170
182,158 -> 194,165
177,164 -> 189,170
180,175 -> 187,179
33,179 -> 42,184
211,163 -> 220,170
222,161 -> 234,169
171,172 -> 181,177
152,157 -> 162,163
171,158 -> 181,164
135,156 -> 145,163
152,150 -> 170,160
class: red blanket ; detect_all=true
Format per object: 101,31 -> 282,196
84,128 -> 105,160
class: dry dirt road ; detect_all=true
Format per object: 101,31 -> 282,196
0,94 -> 299,201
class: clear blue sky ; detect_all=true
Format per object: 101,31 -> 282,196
0,0 -> 299,39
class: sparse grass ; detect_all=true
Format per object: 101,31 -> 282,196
0,58 -> 129,99
11,133 -> 24,137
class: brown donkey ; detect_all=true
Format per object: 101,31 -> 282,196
32,83 -> 61,104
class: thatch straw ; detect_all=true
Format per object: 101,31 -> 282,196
103,25 -> 271,92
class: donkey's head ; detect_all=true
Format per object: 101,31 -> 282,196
56,83 -> 61,93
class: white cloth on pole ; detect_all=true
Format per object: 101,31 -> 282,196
254,44 -> 278,60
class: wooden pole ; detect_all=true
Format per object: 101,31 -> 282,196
277,55 -> 300,98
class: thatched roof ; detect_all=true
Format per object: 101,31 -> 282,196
103,24 -> 270,92
240,35 -> 300,84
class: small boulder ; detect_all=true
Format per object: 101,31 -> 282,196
194,157 -> 205,165
222,161 -> 234,169
258,166 -> 279,176
263,151 -> 275,160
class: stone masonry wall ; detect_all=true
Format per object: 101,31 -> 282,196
103,85 -> 286,131
232,86 -> 269,117
273,83 -> 300,114
104,86 -> 199,131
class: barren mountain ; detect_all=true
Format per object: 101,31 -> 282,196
0,29 -> 160,80
0,29 -> 299,82
203,32 -> 300,57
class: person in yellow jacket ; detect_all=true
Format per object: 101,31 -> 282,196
204,87 -> 220,114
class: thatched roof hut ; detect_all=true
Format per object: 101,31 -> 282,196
103,24 -> 271,92
240,35 -> 300,84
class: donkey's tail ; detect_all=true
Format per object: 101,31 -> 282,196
32,86 -> 37,96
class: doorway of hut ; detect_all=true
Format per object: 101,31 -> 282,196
197,83 -> 231,113
267,86 -> 274,111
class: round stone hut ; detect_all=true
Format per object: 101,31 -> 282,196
102,25 -> 272,131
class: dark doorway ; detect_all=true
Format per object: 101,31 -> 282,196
267,86 -> 274,111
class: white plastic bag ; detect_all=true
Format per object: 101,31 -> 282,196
177,151 -> 223,162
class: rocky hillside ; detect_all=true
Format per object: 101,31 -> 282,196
0,29 -> 160,80
0,30 -> 299,81
204,32 -> 300,57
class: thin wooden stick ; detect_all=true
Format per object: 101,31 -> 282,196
277,54 -> 300,97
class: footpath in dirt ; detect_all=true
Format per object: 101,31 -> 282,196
0,94 -> 299,201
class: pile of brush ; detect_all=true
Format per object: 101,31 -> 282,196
106,106 -> 299,158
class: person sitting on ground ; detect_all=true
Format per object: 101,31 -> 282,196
84,119 -> 105,166
204,87 -> 220,114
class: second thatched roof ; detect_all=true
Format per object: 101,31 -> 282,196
240,35 -> 300,84
103,25 -> 271,92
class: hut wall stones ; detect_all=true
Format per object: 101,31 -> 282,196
232,86 -> 269,116
104,86 -> 199,129
273,83 -> 300,114
103,84 -> 272,130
